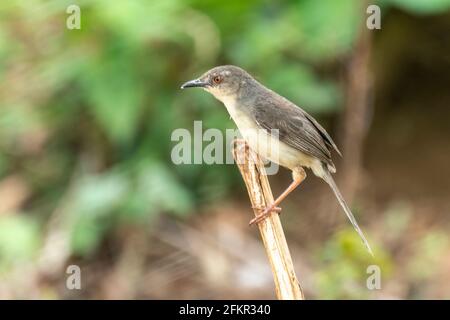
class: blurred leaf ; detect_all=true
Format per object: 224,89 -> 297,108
91,0 -> 184,43
408,231 -> 449,280
296,0 -> 362,60
69,171 -> 129,254
0,215 -> 40,269
70,172 -> 129,216
131,162 -> 194,217
267,64 -> 341,113
314,228 -> 393,299
79,44 -> 145,144
71,213 -> 109,256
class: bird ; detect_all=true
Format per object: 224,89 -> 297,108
181,65 -> 373,255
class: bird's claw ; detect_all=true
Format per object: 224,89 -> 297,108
249,204 -> 282,225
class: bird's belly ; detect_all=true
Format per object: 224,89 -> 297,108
231,112 -> 316,171
244,130 -> 316,170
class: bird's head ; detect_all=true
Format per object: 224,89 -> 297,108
181,65 -> 253,102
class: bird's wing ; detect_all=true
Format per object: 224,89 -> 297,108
252,94 -> 338,167
301,111 -> 341,156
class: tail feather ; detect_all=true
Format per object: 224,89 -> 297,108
322,170 -> 373,256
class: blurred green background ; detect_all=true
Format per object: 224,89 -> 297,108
1,0 -> 450,299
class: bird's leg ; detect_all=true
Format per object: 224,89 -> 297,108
249,167 -> 306,225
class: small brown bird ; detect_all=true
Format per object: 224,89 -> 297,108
181,65 -> 372,255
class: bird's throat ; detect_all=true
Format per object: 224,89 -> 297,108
221,96 -> 257,132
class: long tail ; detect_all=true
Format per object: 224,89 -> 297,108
322,169 -> 373,256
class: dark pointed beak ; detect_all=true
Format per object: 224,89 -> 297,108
180,78 -> 208,89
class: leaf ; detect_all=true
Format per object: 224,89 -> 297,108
68,171 -> 129,255
296,0 -> 362,60
267,65 -> 341,113
70,172 -> 130,217
79,42 -> 145,144
0,215 -> 40,268
131,162 -> 194,217
71,214 -> 108,256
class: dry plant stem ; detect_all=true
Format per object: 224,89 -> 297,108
232,141 -> 304,300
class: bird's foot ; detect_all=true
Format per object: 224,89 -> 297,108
249,204 -> 282,225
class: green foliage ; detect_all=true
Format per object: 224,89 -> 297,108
267,65 -> 341,113
314,229 -> 393,299
295,0 -> 362,60
0,215 -> 40,272
408,231 -> 449,281
69,171 -> 130,255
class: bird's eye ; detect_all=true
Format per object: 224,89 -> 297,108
213,76 -> 222,84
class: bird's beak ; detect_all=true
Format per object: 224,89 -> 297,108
180,78 -> 208,89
